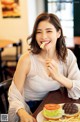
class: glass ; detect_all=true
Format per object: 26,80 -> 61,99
47,0 -> 73,38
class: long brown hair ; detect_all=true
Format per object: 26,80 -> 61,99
27,13 -> 67,62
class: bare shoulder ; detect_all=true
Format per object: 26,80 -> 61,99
15,51 -> 31,75
18,51 -> 30,66
13,51 -> 31,93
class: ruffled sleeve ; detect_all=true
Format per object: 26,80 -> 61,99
68,80 -> 80,99
63,49 -> 80,99
8,81 -> 31,122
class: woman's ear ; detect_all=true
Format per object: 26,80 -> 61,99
57,29 -> 61,38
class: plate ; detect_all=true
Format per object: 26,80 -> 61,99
36,103 -> 80,122
36,111 -> 45,122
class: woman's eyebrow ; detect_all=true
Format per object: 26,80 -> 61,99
46,28 -> 53,30
37,29 -> 42,31
37,28 -> 53,31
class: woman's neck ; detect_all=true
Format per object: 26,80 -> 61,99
38,49 -> 58,62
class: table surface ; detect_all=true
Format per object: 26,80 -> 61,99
33,88 -> 80,118
74,36 -> 80,45
0,40 -> 15,48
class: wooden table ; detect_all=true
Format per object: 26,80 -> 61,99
33,88 -> 80,118
0,40 -> 15,48
0,40 -> 15,82
74,36 -> 80,45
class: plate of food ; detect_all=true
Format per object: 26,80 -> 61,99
36,103 -> 80,122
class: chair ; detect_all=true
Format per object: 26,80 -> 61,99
0,48 -> 4,82
2,39 -> 22,66
1,39 -> 22,79
0,78 -> 12,113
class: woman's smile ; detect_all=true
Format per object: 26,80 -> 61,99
36,20 -> 60,51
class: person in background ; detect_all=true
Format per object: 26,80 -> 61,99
8,12 -> 80,122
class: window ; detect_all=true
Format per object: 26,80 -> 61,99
46,0 -> 74,38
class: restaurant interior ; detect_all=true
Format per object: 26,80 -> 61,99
0,0 -> 80,120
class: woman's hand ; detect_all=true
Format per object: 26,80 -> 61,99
46,59 -> 61,80
18,108 -> 36,122
46,59 -> 73,89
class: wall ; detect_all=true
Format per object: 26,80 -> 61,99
0,0 -> 45,56
27,0 -> 37,35
0,0 -> 29,54
27,0 -> 45,34
36,0 -> 45,15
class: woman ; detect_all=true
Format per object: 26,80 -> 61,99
8,13 -> 80,122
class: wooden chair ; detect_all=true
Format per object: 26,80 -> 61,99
0,48 -> 4,82
1,39 -> 22,80
0,78 -> 12,113
2,39 -> 22,66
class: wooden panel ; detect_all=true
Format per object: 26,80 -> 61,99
74,36 -> 80,45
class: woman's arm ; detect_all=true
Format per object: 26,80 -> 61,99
13,51 -> 30,93
46,49 -> 80,99
8,51 -> 36,122
46,58 -> 73,89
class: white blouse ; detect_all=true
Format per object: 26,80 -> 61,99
8,49 -> 80,122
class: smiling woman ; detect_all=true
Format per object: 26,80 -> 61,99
36,20 -> 61,55
8,13 -> 80,122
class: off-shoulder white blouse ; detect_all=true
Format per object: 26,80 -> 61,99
8,49 -> 80,122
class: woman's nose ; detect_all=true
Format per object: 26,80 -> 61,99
41,32 -> 47,39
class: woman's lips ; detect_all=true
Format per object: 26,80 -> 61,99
40,41 -> 51,49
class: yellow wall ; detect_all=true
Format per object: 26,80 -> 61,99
0,0 -> 45,57
0,0 -> 29,55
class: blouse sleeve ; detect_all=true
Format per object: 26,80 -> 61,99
63,49 -> 80,100
8,80 -> 31,122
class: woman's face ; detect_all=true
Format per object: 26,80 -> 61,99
36,21 -> 61,51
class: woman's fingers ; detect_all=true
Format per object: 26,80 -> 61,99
46,59 -> 58,69
46,59 -> 59,79
20,115 -> 36,122
27,117 -> 36,122
33,117 -> 37,122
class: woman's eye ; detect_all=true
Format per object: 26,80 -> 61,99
36,31 -> 41,34
47,31 -> 52,33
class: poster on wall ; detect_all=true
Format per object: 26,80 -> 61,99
1,0 -> 21,18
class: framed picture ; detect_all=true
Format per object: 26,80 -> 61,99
1,0 -> 21,18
